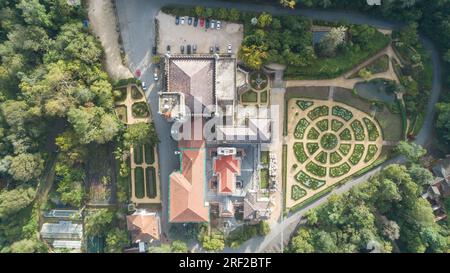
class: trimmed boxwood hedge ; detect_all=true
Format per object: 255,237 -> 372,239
339,128 -> 352,141
339,144 -> 351,155
291,185 -> 307,201
331,119 -> 344,132
350,120 -> 365,141
330,162 -> 351,177
144,144 -> 155,164
332,105 -> 353,121
316,119 -> 329,132
315,151 -> 327,164
295,170 -> 326,190
330,151 -> 343,164
349,144 -> 365,165
293,143 -> 308,163
294,118 -> 309,139
145,167 -> 157,198
363,117 -> 380,141
134,145 -> 144,164
296,100 -> 313,110
308,105 -> 329,120
306,143 -> 319,155
364,144 -> 378,162
307,127 -> 320,140
306,162 -> 326,177
134,167 -> 145,198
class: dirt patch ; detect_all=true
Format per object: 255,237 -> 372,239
88,0 -> 132,80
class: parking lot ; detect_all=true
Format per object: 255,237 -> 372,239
156,11 -> 243,55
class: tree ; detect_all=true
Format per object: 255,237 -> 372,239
202,236 -> 224,252
124,122 -> 159,148
382,220 -> 400,241
280,0 -> 297,9
0,187 -> 36,219
216,8 -> 228,21
0,100 -> 30,130
290,229 -> 314,253
148,244 -> 171,253
171,240 -> 188,253
317,26 -> 347,57
436,103 -> 450,146
17,0 -> 51,28
358,68 -> 372,80
8,153 -> 44,182
205,8 -> 213,18
258,13 -> 272,28
9,238 -> 46,253
239,44 -> 268,70
395,141 -> 427,163
228,9 -> 240,22
106,228 -> 129,253
194,6 -> 205,17
258,221 -> 270,236
84,209 -> 113,236
407,164 -> 434,187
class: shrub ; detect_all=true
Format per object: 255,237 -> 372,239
291,184 -> 307,201
296,100 -> 314,110
365,144 -> 378,162
293,143 -> 308,163
315,151 -> 327,164
308,105 -> 329,120
329,162 -> 351,177
307,127 -> 320,140
316,119 -> 329,132
305,162 -> 326,177
349,144 -> 365,165
363,117 -> 380,141
132,102 -> 150,118
294,118 -> 310,139
350,120 -> 365,141
331,119 -> 344,132
332,106 -> 353,121
339,128 -> 352,141
339,144 -> 351,155
295,170 -> 326,189
330,151 -> 343,164
306,143 -> 319,155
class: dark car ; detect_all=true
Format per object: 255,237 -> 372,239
187,45 -> 192,54
152,46 -> 157,55
215,44 -> 220,53
193,44 -> 197,54
188,17 -> 193,25
193,17 -> 199,27
175,16 -> 180,25
166,45 -> 171,53
205,18 -> 210,29
180,45 -> 185,54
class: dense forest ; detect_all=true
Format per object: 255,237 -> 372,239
0,0 -> 124,252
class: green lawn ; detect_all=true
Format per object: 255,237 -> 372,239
260,91 -> 268,103
134,167 -> 145,198
241,90 -> 258,103
260,169 -> 269,190
145,167 -> 157,199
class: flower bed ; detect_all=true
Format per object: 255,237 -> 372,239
293,143 -> 308,163
331,119 -> 344,132
332,105 -> 353,121
306,143 -> 319,155
330,151 -> 343,164
316,119 -> 329,132
315,151 -> 327,164
291,184 -> 307,201
306,162 -> 326,177
364,144 -> 378,162
307,127 -> 320,140
350,120 -> 365,141
307,105 -> 329,120
296,100 -> 313,110
295,170 -> 326,190
363,117 -> 380,141
294,118 -> 310,139
132,102 -> 150,118
339,128 -> 352,141
349,144 -> 365,165
330,162 -> 351,177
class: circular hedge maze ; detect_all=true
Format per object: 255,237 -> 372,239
287,99 -> 383,207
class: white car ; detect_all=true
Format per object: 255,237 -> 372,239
227,43 -> 232,53
216,21 -> 221,30
180,17 -> 185,25
153,72 -> 159,81
141,81 -> 147,91
210,20 -> 215,29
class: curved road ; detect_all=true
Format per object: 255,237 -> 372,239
115,0 -> 442,252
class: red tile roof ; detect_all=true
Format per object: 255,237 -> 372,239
126,212 -> 160,243
169,148 -> 209,223
214,155 -> 241,194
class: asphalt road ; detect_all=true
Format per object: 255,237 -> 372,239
115,0 -> 442,252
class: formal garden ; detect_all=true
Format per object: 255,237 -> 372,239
286,98 -> 384,208
240,71 -> 270,105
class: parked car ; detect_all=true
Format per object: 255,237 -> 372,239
141,81 -> 147,90
216,21 -> 221,30
200,18 -> 205,27
194,17 -> 199,27
193,44 -> 197,54
215,44 -> 220,53
210,46 -> 214,54
188,17 -> 193,25
152,46 -> 157,55
180,16 -> 185,25
180,45 -> 185,54
135,69 -> 141,77
205,18 -> 210,29
166,45 -> 171,53
227,43 -> 232,53
210,19 -> 216,29
187,45 -> 192,54
175,16 -> 180,25
153,72 -> 159,81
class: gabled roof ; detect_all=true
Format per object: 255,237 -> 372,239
126,211 -> 160,243
214,155 -> 241,194
169,148 -> 209,223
